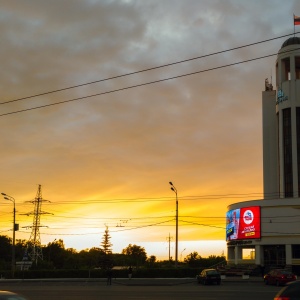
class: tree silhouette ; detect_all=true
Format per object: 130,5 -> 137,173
99,226 -> 113,270
100,226 -> 113,254
122,244 -> 147,267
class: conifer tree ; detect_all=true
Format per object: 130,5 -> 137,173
100,226 -> 113,254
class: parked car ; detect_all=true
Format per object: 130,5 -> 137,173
0,290 -> 28,299
196,268 -> 221,285
264,269 -> 297,286
274,280 -> 300,300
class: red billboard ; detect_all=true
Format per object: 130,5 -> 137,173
226,206 -> 261,241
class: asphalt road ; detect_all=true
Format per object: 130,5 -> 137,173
0,279 -> 282,300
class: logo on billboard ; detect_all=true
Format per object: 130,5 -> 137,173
243,209 -> 254,225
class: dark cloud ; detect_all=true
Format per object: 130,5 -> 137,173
0,0 -> 297,253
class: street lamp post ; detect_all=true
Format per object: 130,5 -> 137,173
1,193 -> 16,278
169,182 -> 178,267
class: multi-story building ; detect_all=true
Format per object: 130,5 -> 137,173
226,37 -> 300,271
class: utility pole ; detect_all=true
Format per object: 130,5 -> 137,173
1,192 -> 18,278
169,182 -> 178,267
166,233 -> 173,261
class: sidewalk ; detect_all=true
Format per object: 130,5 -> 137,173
0,276 -> 264,286
112,276 -> 264,286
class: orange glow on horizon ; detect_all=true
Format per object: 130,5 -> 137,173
0,0 -> 282,259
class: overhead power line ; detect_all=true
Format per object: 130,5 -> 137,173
23,191 -> 281,204
0,53 -> 279,117
0,50 -> 291,117
0,32 -> 295,107
0,33 -> 298,117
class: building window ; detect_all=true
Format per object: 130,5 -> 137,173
277,113 -> 281,197
297,108 -> 300,196
283,108 -> 293,197
276,62 -> 279,87
292,245 -> 300,259
282,57 -> 291,81
296,57 -> 300,79
264,245 -> 286,265
242,248 -> 255,260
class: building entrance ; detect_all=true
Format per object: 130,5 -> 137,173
263,245 -> 286,267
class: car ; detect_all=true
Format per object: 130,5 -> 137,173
264,269 -> 297,286
196,268 -> 221,285
0,290 -> 28,299
274,280 -> 300,300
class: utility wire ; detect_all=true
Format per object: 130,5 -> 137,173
0,191 -> 290,207
37,219 -> 176,236
0,48 -> 297,117
18,191 -> 277,204
0,32 -> 296,107
0,54 -> 274,116
181,220 -> 225,229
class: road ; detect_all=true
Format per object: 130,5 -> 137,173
0,280 -> 282,300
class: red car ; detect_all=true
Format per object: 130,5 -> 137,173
264,269 -> 297,286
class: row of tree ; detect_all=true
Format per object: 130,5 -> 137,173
0,229 -> 225,271
0,235 -> 149,270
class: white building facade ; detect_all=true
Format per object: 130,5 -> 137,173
227,37 -> 300,270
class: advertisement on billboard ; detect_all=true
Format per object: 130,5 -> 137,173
226,206 -> 261,241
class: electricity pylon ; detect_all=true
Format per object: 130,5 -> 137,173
25,184 -> 51,264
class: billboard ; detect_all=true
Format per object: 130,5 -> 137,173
226,206 -> 261,241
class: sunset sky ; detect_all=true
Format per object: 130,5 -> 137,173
1,0 -> 299,260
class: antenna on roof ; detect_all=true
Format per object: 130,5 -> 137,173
271,68 -> 273,85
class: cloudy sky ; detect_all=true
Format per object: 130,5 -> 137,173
1,0 -> 299,260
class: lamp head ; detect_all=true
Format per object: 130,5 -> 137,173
1,192 -> 7,196
169,181 -> 173,186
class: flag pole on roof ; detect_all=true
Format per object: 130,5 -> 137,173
294,14 -> 300,25
294,14 -> 300,36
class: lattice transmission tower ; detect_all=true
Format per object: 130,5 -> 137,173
25,184 -> 51,264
